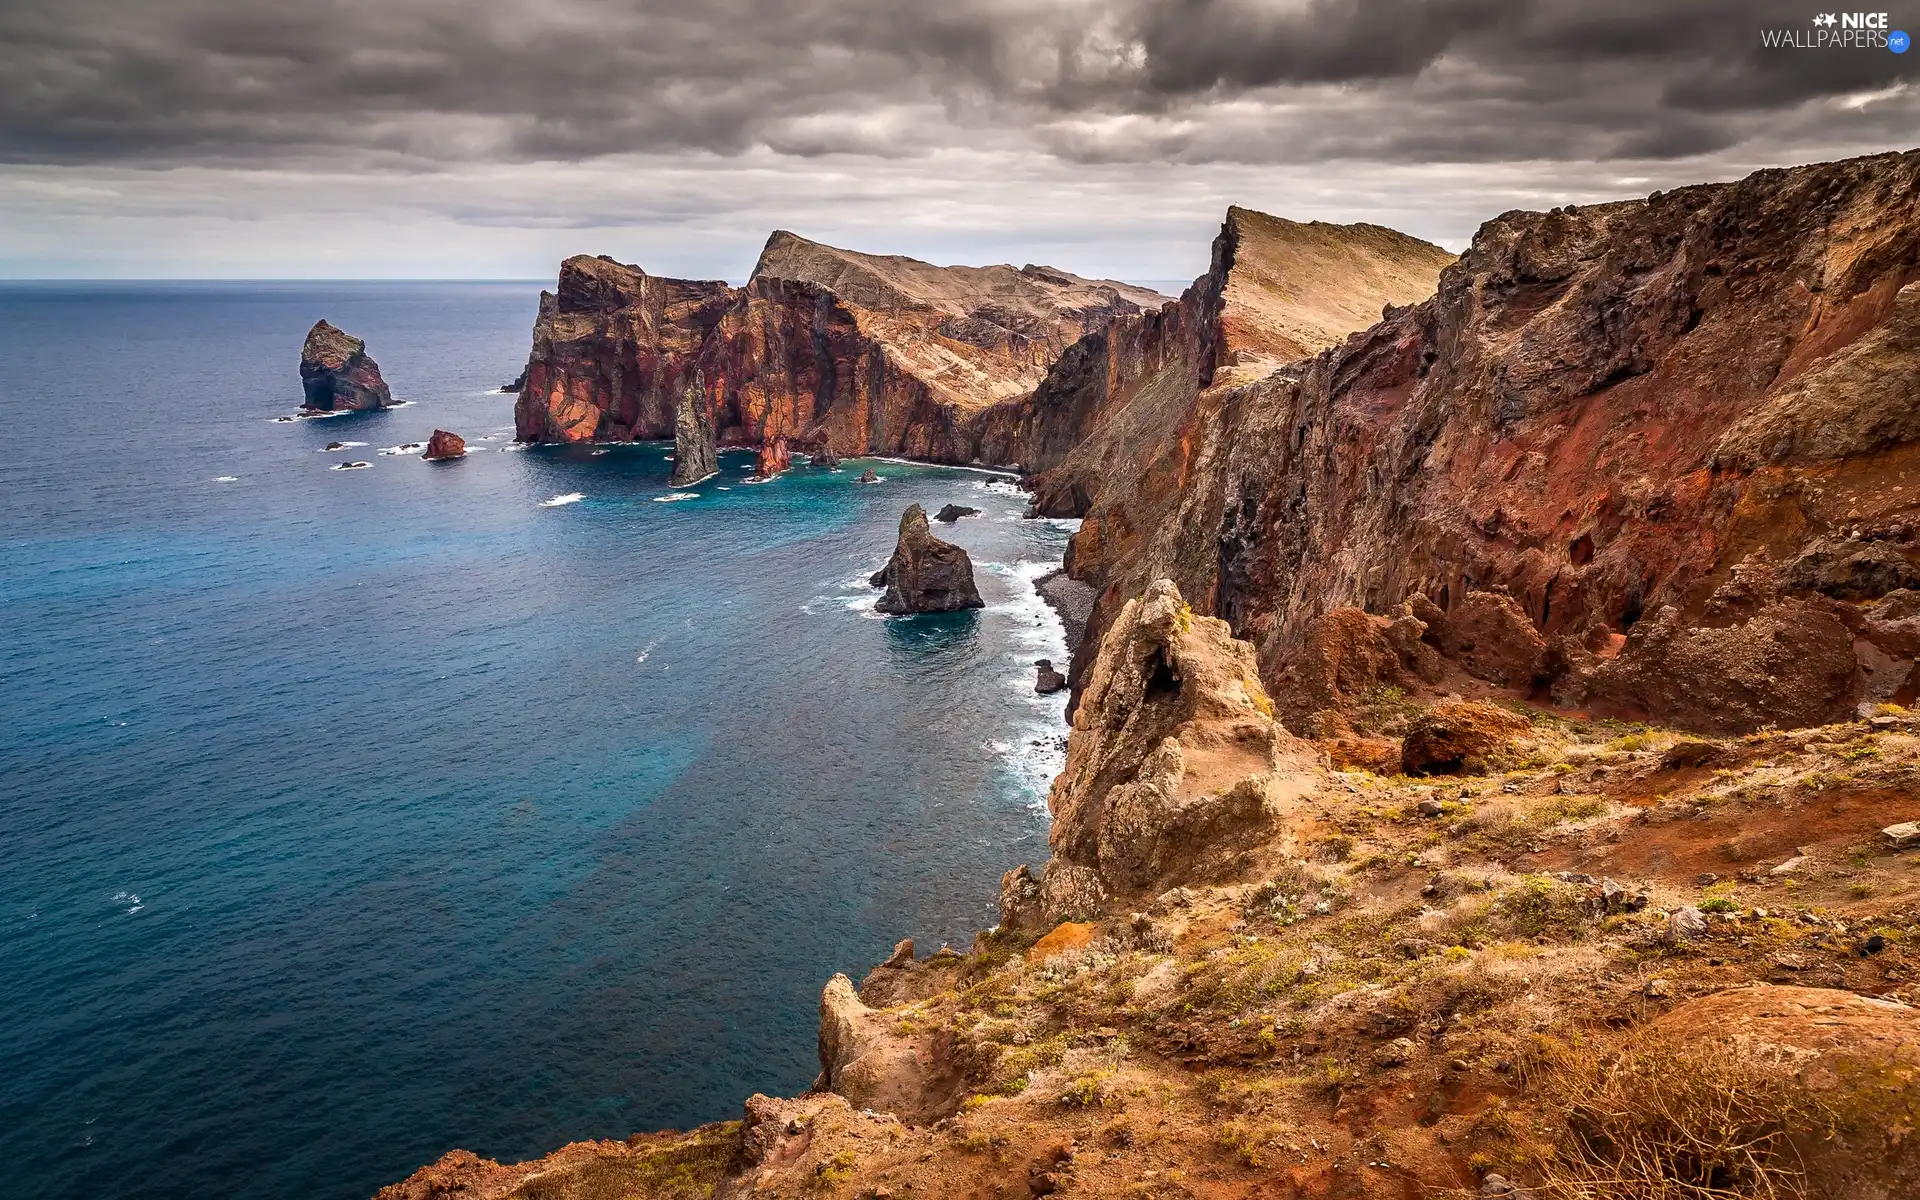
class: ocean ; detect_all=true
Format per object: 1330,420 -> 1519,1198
0,282 -> 1067,1199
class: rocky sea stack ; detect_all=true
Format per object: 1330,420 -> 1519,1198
870,505 -> 985,614
754,436 -> 792,479
669,374 -> 718,487
421,430 -> 465,461
298,320 -> 392,412
933,504 -> 979,522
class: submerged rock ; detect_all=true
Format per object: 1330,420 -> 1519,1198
422,429 -> 466,460
933,504 -> 979,522
669,373 -> 718,487
871,505 -> 985,614
299,320 -> 392,411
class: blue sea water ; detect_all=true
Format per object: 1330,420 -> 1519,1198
0,283 -> 1070,1200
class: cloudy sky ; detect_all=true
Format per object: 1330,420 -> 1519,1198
3,0 -> 1914,280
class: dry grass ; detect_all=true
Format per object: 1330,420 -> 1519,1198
1522,1039 -> 1840,1200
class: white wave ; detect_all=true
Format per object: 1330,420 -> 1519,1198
377,443 -> 425,456
498,443 -> 528,452
388,399 -> 413,407
652,492 -> 698,502
330,461 -> 371,470
635,641 -> 656,664
212,475 -> 239,483
716,486 -> 731,491
270,416 -> 295,423
295,408 -> 349,419
541,492 -> 585,507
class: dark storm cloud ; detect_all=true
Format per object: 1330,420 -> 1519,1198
1,0 -> 1912,168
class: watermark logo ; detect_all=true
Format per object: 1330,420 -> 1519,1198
1762,11 -> 1907,47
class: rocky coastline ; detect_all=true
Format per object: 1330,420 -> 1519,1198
379,149 -> 1920,1200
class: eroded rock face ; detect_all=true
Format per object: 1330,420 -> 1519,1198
871,505 -> 985,614
421,429 -> 465,460
670,373 -> 719,487
817,974 -> 963,1124
299,320 -> 392,411
513,234 -> 1165,455
1042,150 -> 1920,735
1004,579 -> 1320,925
1399,701 -> 1533,775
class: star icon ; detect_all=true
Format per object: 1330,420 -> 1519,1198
1814,12 -> 1837,26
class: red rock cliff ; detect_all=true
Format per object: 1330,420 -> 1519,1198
1046,150 -> 1920,733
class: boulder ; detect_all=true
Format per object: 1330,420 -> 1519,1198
1034,659 -> 1068,694
1427,590 -> 1548,688
299,320 -> 392,411
858,468 -> 880,484
933,504 -> 979,522
669,373 -> 719,487
421,429 -> 466,460
871,505 -> 985,614
1273,604 -> 1441,725
1400,701 -> 1532,775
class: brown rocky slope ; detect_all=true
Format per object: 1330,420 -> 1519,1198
1039,150 -> 1920,734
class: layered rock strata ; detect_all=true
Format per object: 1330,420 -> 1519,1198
298,320 -> 392,411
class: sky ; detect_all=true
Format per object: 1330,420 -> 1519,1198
3,0 -> 1915,281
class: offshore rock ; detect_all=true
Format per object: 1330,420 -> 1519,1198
421,429 -> 465,460
1034,659 -> 1068,694
669,373 -> 719,487
754,436 -> 792,479
933,504 -> 979,522
871,505 -> 985,614
858,468 -> 880,484
299,320 -> 392,411
1024,578 -> 1320,906
809,442 -> 840,469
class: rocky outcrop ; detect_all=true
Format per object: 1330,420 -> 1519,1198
933,504 -> 979,522
669,373 -> 719,487
1003,579 -> 1321,928
1399,700 -> 1533,775
1041,150 -> 1920,735
299,320 -> 392,411
870,505 -> 985,614
421,429 -> 465,460
1034,659 -> 1068,694
816,973 -> 964,1124
753,436 -> 791,479
808,443 -> 840,469
857,468 -> 879,484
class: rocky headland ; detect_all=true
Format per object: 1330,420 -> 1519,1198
299,320 -> 392,411
870,504 -> 986,614
380,150 -> 1920,1200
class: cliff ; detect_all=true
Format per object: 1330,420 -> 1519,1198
510,218 -> 1448,470
512,235 -> 1164,452
1043,151 -> 1920,734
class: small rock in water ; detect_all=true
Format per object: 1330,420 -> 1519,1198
858,469 -> 880,484
933,504 -> 980,522
1034,659 -> 1068,694
422,429 -> 466,460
